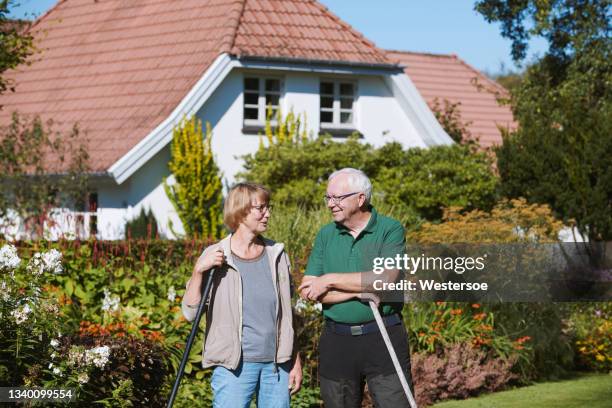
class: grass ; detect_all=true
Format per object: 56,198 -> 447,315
431,373 -> 612,408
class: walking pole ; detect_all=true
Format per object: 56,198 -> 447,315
368,300 -> 418,408
167,268 -> 216,408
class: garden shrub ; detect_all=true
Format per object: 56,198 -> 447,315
412,342 -> 519,406
566,302 -> 611,372
124,207 -> 158,239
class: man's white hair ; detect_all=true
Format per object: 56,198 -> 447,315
328,168 -> 372,204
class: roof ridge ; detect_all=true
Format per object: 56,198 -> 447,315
308,0 -> 392,63
386,49 -> 458,59
220,0 -> 247,55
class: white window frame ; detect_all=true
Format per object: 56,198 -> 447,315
243,75 -> 284,127
319,79 -> 357,129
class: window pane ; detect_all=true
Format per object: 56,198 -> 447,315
244,92 -> 258,105
245,78 -> 259,91
320,96 -> 333,109
320,82 -> 334,94
265,79 -> 280,92
320,111 -> 333,123
266,93 -> 280,106
340,83 -> 354,96
244,107 -> 258,120
340,97 -> 353,109
340,111 -> 353,124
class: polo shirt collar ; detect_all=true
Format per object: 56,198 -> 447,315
335,205 -> 378,234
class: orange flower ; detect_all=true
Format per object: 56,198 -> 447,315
450,309 -> 463,316
436,301 -> 446,306
473,313 -> 486,321
471,304 -> 480,309
418,332 -> 426,337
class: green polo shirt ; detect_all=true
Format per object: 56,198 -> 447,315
304,206 -> 405,323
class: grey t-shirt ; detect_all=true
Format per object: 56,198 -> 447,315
232,250 -> 277,362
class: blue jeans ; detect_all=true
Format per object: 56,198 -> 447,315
211,361 -> 290,408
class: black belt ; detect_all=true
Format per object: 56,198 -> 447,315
325,313 -> 401,336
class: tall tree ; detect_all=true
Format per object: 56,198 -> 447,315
476,0 -> 612,240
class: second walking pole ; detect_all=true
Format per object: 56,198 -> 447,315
167,268 -> 216,408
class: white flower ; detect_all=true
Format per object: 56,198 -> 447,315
26,253 -> 44,276
0,244 -> 21,272
42,249 -> 63,274
1,280 -> 10,301
50,352 -> 57,360
26,249 -> 63,276
86,345 -> 111,368
101,289 -> 120,312
77,372 -> 89,384
50,339 -> 60,348
11,303 -> 32,324
294,298 -> 308,313
52,367 -> 61,375
167,286 -> 176,302
314,302 -> 322,312
67,347 -> 85,367
48,363 -> 54,369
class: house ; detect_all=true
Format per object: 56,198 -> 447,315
0,0 -> 513,240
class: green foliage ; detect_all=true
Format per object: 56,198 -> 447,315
240,112 -> 498,221
164,116 -> 223,239
124,207 -> 158,239
475,0 -> 610,63
0,112 -> 90,239
0,1 -> 35,102
476,0 -> 612,241
375,143 -> 498,220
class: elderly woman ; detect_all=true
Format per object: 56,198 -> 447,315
182,183 -> 301,407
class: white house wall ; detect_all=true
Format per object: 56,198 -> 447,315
96,146 -> 183,240
96,68 -> 439,239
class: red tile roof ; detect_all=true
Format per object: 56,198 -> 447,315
388,50 -> 516,148
0,0 -> 393,173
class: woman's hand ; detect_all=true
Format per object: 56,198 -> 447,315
194,248 -> 225,275
289,353 -> 302,395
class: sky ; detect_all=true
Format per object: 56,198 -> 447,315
8,0 -> 548,74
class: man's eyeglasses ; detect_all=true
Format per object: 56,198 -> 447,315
323,192 -> 360,205
251,204 -> 273,214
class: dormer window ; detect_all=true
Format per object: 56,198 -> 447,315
320,80 -> 356,129
243,77 -> 282,126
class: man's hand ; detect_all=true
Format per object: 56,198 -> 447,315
298,275 -> 331,301
289,353 -> 302,395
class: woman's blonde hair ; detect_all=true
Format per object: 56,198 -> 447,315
224,182 -> 270,231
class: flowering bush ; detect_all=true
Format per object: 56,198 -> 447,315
404,302 -> 531,361
566,303 -> 611,372
412,342 -> 519,406
0,244 -> 67,387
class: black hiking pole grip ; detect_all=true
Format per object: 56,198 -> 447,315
167,268 -> 216,408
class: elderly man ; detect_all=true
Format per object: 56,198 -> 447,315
299,168 -> 413,408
